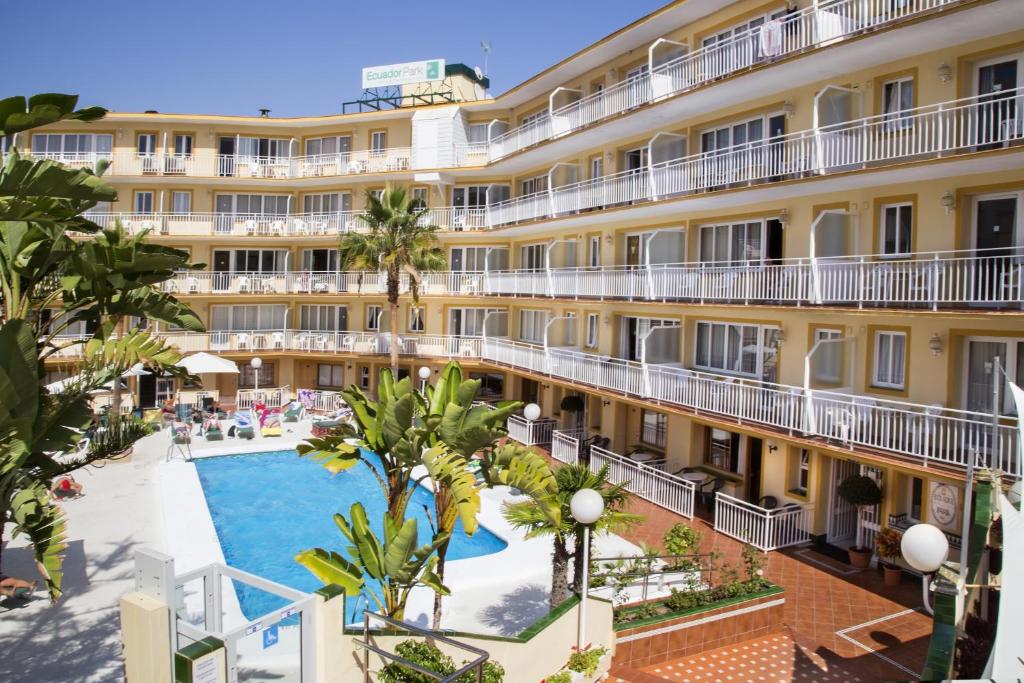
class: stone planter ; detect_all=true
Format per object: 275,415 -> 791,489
848,547 -> 872,569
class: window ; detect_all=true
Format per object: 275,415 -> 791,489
209,304 -> 287,330
240,362 -> 274,388
221,249 -> 286,273
449,308 -> 501,337
872,330 -> 907,389
451,246 -> 506,272
411,187 -> 429,206
370,131 -> 387,153
588,236 -> 601,268
519,309 -> 548,344
31,133 -> 113,159
880,203 -> 913,257
699,221 -> 764,264
238,137 -> 290,159
700,8 -> 787,49
134,191 -> 154,214
300,305 -> 347,331
303,193 -> 342,214
520,243 -> 545,271
408,306 -> 425,332
520,109 -> 547,128
173,134 -> 193,157
641,410 -> 666,448
136,133 -> 157,156
452,185 -> 490,208
467,123 -> 489,146
215,194 -> 290,216
171,191 -> 191,214
704,427 -> 740,473
520,174 -> 548,196
882,78 -> 914,130
586,313 -> 599,348
317,364 -> 344,388
564,312 -> 577,346
469,372 -> 505,399
909,476 -> 924,522
695,321 -> 775,377
305,135 -> 351,157
366,305 -> 382,331
790,449 -> 811,495
359,366 -> 370,390
963,338 -> 1024,415
812,328 -> 843,384
590,156 -> 603,179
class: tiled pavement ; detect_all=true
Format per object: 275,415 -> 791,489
602,494 -> 933,682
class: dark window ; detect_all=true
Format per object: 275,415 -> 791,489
704,427 -> 740,473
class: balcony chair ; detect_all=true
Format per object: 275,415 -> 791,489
270,220 -> 285,236
244,220 -> 258,235
186,276 -> 201,294
700,477 -> 726,509
237,276 -> 250,293
271,332 -> 285,349
293,219 -> 308,235
236,333 -> 250,350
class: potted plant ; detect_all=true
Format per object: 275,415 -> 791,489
875,527 -> 903,586
565,645 -> 609,682
544,673 -> 572,683
836,474 -> 883,569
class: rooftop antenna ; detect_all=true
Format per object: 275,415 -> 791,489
258,108 -> 271,118
480,40 -> 491,76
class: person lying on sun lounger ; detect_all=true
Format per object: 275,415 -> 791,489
261,411 -> 282,437
0,575 -> 37,601
51,475 -> 83,499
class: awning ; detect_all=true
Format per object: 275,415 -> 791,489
987,493 -> 1024,680
176,352 -> 239,375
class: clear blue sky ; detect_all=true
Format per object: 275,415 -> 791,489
2,0 -> 667,117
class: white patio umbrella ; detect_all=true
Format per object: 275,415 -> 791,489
175,352 -> 239,375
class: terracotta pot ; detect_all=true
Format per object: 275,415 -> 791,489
882,564 -> 902,587
848,546 -> 872,569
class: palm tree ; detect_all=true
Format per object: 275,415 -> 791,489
340,186 -> 445,375
503,463 -> 642,609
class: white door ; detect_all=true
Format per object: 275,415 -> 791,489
827,458 -> 859,545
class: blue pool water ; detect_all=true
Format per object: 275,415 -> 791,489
194,449 -> 507,621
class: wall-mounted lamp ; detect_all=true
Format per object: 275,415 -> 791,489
602,315 -> 610,325
937,63 -> 953,84
767,442 -> 779,454
604,234 -> 613,245
775,328 -> 787,345
602,399 -> 611,407
929,333 -> 944,357
778,208 -> 790,227
782,100 -> 795,118
940,192 -> 956,215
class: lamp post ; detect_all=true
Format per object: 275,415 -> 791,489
524,403 -> 541,421
250,357 -> 263,404
418,365 -> 431,393
900,522 -> 951,615
570,488 -> 605,650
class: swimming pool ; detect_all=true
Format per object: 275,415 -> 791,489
194,449 -> 507,621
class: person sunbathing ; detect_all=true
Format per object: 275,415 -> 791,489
51,475 -> 83,499
0,575 -> 37,601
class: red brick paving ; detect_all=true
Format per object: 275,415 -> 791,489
522,446 -> 933,683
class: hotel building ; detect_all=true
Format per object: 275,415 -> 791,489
22,0 -> 1024,558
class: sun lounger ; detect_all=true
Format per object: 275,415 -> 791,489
261,412 -> 282,437
282,401 -> 304,423
234,411 -> 256,440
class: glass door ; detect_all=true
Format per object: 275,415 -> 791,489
976,56 -> 1020,149
973,194 -> 1019,302
212,250 -> 232,292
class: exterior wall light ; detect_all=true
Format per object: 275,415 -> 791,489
941,191 -> 956,214
778,208 -> 790,227
782,100 -> 795,118
937,63 -> 953,84
929,333 -> 943,356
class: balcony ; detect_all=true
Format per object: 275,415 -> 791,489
83,206 -> 486,237
486,87 -> 1024,228
481,248 -> 1024,310
486,0 -> 965,161
159,269 -> 483,297
49,329 -> 1019,476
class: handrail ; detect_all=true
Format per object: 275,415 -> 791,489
355,610 -> 489,683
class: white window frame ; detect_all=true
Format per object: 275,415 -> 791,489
872,330 -> 907,389
408,306 -> 425,333
879,202 -> 913,257
588,236 -> 601,268
134,191 -> 155,214
173,134 -> 193,157
882,77 -> 914,131
694,320 -> 776,378
370,131 -> 387,154
171,191 -> 191,214
519,309 -> 548,344
366,305 -> 383,331
699,220 -> 767,264
585,313 -> 599,349
813,328 -> 843,384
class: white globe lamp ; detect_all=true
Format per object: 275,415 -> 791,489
418,366 -> 432,380
900,523 -> 949,573
571,488 -> 605,525
250,357 -> 263,397
570,488 -> 605,651
524,403 -> 541,422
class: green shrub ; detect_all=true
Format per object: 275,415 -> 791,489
566,645 -> 609,676
836,474 -> 882,507
545,673 -> 572,683
378,640 -> 504,683
663,523 -> 702,560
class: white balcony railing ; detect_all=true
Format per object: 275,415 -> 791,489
296,388 -> 348,414
487,87 -> 1024,227
589,445 -> 695,519
551,428 -> 587,465
480,248 -> 1024,309
506,415 -> 558,446
236,387 -> 288,410
714,492 -> 814,551
487,0 -> 963,161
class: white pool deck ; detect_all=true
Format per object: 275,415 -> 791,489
0,418 -> 641,682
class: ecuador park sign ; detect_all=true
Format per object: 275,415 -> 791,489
362,59 -> 446,89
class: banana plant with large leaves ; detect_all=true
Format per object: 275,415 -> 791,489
0,93 -> 205,600
295,499 -> 449,620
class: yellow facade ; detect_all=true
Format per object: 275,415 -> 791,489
27,0 -> 1024,546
